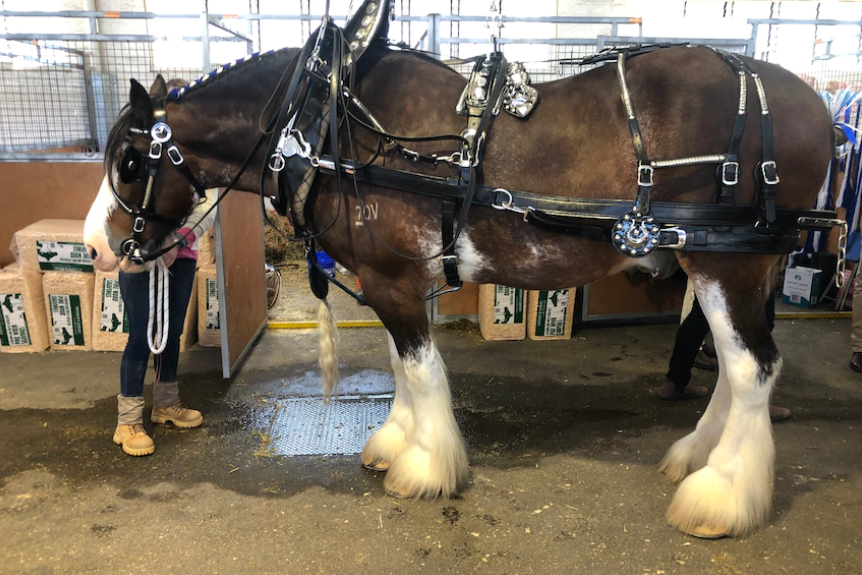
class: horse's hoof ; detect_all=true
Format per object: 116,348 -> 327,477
685,523 -> 730,539
362,460 -> 391,472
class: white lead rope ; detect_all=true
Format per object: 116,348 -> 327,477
147,260 -> 170,355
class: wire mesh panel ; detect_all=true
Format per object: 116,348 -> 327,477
0,41 -> 92,154
795,67 -> 862,93
444,42 -> 599,83
0,30 -> 249,158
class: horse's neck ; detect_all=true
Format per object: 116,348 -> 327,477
170,50 -> 300,191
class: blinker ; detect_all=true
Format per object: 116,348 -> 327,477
119,147 -> 147,184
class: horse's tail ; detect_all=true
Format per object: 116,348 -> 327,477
318,298 -> 340,401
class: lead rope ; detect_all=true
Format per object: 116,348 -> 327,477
147,260 -> 170,355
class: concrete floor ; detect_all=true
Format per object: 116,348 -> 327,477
1,318 -> 860,574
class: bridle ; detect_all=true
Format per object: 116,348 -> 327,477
110,98 -> 207,265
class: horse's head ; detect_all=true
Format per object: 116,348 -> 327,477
85,75 -> 199,271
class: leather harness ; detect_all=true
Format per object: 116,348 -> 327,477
111,0 -> 845,300
267,29 -> 842,297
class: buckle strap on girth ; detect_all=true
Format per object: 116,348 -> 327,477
441,200 -> 462,289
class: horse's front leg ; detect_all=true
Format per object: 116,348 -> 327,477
385,331 -> 469,497
666,268 -> 778,538
362,279 -> 469,498
361,332 -> 414,471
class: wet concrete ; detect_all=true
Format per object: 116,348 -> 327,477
1,319 -> 860,574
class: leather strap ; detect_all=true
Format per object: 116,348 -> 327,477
754,73 -> 779,223
266,34 -> 317,218
316,160 -> 838,232
618,53 -> 653,213
711,50 -> 750,205
439,53 -> 510,289
528,209 -> 801,253
441,201 -> 462,288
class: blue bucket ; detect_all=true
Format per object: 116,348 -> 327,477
315,250 -> 336,278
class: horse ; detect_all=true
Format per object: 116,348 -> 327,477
84,9 -> 839,539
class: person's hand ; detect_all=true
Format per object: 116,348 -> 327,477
160,245 -> 179,268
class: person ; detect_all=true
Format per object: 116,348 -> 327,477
660,279 -> 791,422
113,188 -> 217,456
850,271 -> 862,372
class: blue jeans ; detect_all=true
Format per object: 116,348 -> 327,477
119,258 -> 197,397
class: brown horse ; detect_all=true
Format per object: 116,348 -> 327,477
85,24 -> 834,538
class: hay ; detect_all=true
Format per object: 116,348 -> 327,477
43,271 -> 95,351
180,273 -> 199,351
526,289 -> 576,341
92,269 -> 128,352
264,213 -> 304,263
478,284 -> 526,341
197,265 -> 221,347
197,229 -> 215,268
0,264 -> 49,353
12,220 -> 93,273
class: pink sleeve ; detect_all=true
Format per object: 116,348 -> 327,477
175,227 -> 198,261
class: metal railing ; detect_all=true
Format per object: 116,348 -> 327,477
1,10 -> 859,162
748,17 -> 862,61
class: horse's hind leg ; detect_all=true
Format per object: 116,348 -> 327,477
361,332 -> 414,471
666,257 -> 779,538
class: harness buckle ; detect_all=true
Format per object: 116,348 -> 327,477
761,161 -> 780,185
133,216 -> 146,233
721,161 -> 739,186
660,227 -> 687,250
401,148 -> 420,162
269,153 -> 286,172
491,188 -> 514,210
151,122 -> 172,144
637,164 -> 654,187
166,145 -> 183,166
149,141 -> 163,160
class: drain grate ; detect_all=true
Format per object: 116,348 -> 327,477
267,396 -> 393,456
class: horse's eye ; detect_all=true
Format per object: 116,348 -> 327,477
127,160 -> 137,171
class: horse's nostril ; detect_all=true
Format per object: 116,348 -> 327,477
86,245 -> 97,260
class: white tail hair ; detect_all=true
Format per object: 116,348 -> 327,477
318,298 -> 340,400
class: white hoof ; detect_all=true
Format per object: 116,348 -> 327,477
361,421 -> 408,472
666,463 -> 771,538
383,443 -> 468,499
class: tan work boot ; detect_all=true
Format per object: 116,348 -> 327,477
151,402 -> 203,428
113,423 -> 155,456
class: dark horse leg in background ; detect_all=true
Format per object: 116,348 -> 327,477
661,253 -> 780,537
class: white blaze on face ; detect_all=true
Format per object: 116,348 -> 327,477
84,177 -> 120,272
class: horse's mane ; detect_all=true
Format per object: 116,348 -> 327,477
170,47 -> 299,101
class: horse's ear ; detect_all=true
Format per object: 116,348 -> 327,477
129,78 -> 154,119
149,74 -> 168,99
